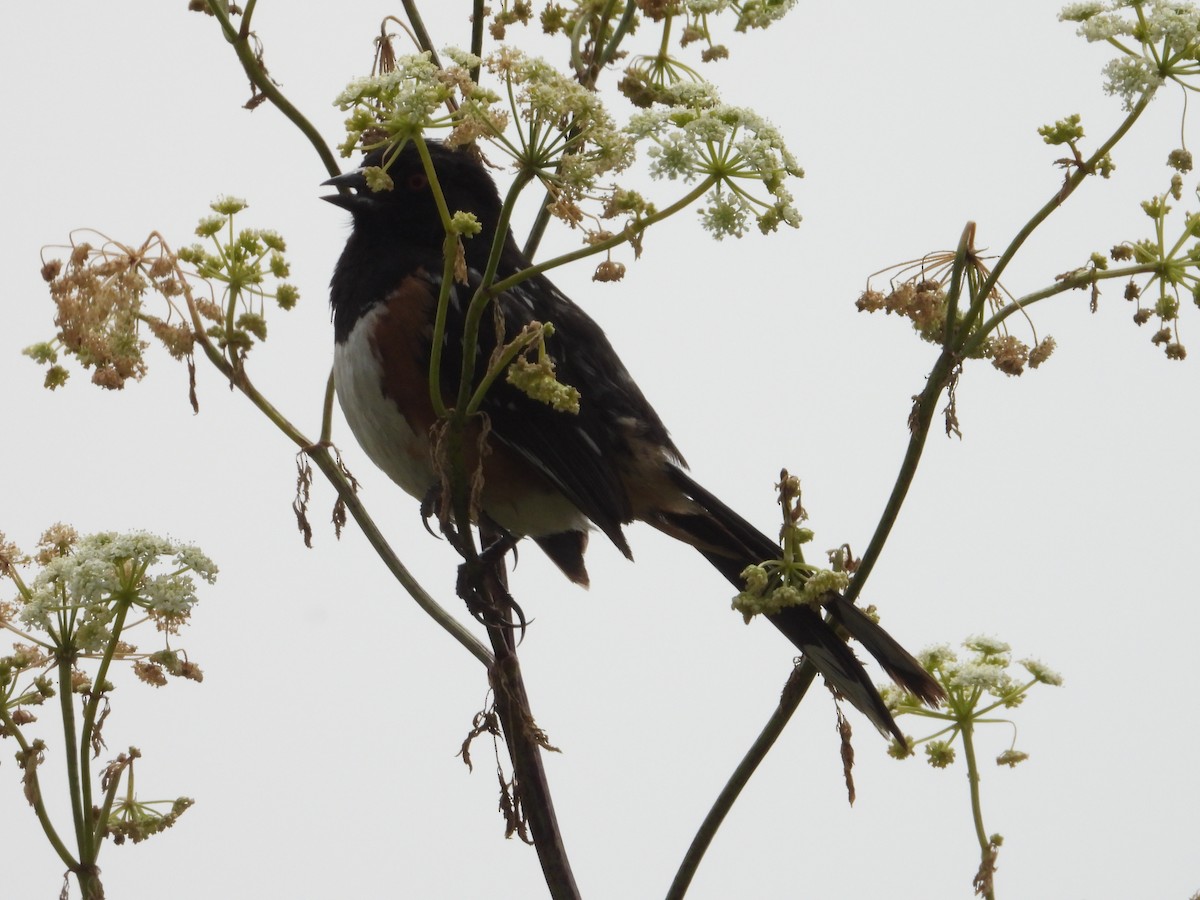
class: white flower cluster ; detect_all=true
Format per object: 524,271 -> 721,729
677,0 -> 798,29
334,51 -> 506,158
334,48 -> 633,197
1060,0 -> 1200,108
332,47 -> 802,244
729,0 -> 798,31
18,531 -> 216,649
483,47 -> 635,186
627,82 -> 803,238
914,635 -> 1063,702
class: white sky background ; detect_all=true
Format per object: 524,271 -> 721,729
3,2 -> 1198,898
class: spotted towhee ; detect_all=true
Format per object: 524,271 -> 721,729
324,141 -> 942,741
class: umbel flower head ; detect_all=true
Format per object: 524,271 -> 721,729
335,47 -> 536,158
627,82 -> 803,238
27,237 -> 167,390
3,527 -> 217,659
30,208 -> 297,392
1061,1 -> 1200,108
15,530 -> 217,646
336,47 -> 634,207
178,197 -> 299,359
856,244 -> 1057,376
880,635 -> 1062,766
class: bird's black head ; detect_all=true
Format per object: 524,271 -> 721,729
323,141 -> 510,271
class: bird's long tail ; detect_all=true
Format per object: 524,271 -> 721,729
651,464 -> 943,743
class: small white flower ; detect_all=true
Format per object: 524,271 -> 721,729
143,574 -> 198,616
735,0 -> 798,31
626,90 -> 803,238
701,194 -> 749,239
686,0 -> 731,14
1059,2 -> 1106,22
918,643 -> 957,671
175,544 -> 218,584
1021,658 -> 1064,686
949,661 -> 1011,692
1102,56 -> 1166,108
964,634 -> 1011,657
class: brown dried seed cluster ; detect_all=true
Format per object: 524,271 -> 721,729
46,243 -> 151,389
40,240 -> 195,388
592,259 -> 626,282
988,334 -> 1030,376
857,279 -> 947,340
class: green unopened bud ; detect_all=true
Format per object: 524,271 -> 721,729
195,215 -> 224,238
1141,196 -> 1171,219
276,284 -> 299,310
1037,113 -> 1084,146
925,740 -> 956,769
451,211 -> 482,237
363,166 -> 394,193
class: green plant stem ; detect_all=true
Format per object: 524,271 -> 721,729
92,757 -> 127,854
521,204 -> 555,260
455,171 -> 535,413
56,654 -> 88,856
959,718 -> 996,900
320,370 -> 337,444
176,274 -> 492,667
963,260 -> 1160,357
81,594 -> 134,858
967,91 -> 1153,328
401,0 -> 442,62
500,175 -> 719,295
598,2 -> 639,70
581,0 -> 620,86
426,229 -> 462,419
845,345 -> 961,607
202,0 -> 342,178
666,662 -> 818,900
1,707 -> 77,868
670,92 -> 1159,899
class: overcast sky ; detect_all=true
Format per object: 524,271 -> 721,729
3,3 -> 1198,898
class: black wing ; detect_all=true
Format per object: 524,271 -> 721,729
432,266 -> 682,556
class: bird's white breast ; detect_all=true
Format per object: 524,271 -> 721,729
334,305 -> 435,501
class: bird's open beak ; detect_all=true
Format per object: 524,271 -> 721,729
321,169 -> 369,211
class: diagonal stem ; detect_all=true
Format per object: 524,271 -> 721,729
666,663 -> 818,899
201,0 -> 342,177
669,88 -> 1159,898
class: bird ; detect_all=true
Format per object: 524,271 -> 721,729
323,139 -> 943,741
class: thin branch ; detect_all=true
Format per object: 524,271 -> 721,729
1,706 -> 78,868
667,663 -> 818,900
400,0 -> 444,67
201,0 -> 342,177
670,87 -> 1162,900
968,92 -> 1153,326
174,262 -> 492,667
485,600 -> 581,899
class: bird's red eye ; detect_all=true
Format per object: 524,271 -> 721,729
406,172 -> 429,191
